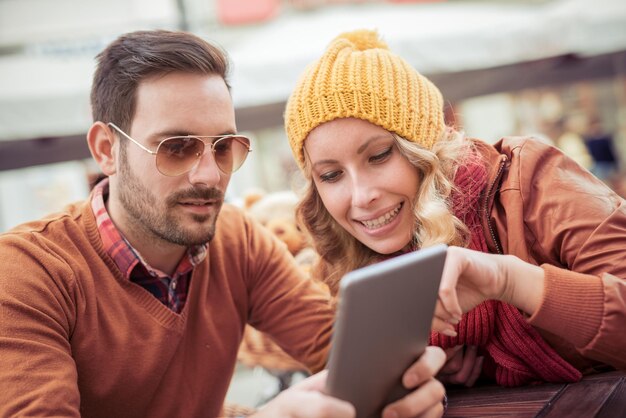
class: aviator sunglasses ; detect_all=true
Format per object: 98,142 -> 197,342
108,123 -> 252,177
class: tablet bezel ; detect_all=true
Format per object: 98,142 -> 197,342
325,244 -> 447,418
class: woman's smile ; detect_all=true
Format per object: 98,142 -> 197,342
356,202 -> 403,230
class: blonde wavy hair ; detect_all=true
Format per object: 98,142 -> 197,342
296,127 -> 474,295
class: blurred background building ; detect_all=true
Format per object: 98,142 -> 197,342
1,0 -> 625,231
1,0 -> 625,408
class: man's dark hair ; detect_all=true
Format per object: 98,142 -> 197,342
90,30 -> 230,132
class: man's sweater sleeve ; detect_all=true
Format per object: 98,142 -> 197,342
0,233 -> 81,417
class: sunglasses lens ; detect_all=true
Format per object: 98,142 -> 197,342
213,136 -> 251,173
155,135 -> 250,176
156,137 -> 204,176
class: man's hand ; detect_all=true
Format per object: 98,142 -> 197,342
253,346 -> 447,418
381,346 -> 447,418
251,370 -> 355,418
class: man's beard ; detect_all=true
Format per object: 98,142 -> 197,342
117,147 -> 223,246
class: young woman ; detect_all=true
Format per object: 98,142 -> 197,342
284,29 -> 626,387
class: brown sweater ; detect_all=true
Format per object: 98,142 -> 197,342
0,201 -> 333,417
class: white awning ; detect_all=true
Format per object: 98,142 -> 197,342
0,0 -> 625,141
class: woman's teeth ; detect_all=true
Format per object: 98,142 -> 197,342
360,204 -> 401,229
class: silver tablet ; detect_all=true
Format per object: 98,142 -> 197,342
325,244 -> 447,418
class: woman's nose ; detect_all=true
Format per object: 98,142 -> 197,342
350,175 -> 379,208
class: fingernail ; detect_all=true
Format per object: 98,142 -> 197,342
405,372 -> 417,387
447,317 -> 460,325
383,409 -> 399,418
442,328 -> 457,337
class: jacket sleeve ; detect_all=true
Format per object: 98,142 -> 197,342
504,138 -> 626,370
0,233 -> 81,416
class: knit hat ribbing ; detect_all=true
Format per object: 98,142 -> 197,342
284,29 -> 445,168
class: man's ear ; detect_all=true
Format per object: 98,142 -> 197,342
87,122 -> 118,176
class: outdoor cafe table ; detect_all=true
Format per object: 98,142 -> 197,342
444,370 -> 626,417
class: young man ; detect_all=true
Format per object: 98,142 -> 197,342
0,30 -> 445,418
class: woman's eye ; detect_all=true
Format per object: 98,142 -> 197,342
319,170 -> 342,183
369,147 -> 393,163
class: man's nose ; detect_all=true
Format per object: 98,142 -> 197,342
187,149 -> 222,186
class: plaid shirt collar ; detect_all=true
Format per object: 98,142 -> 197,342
90,178 -> 207,280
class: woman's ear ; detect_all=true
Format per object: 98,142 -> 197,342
87,122 -> 118,176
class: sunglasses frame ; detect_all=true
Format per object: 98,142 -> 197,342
107,122 -> 251,176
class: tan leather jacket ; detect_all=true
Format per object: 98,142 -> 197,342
476,137 -> 626,373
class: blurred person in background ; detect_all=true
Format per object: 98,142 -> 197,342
284,29 -> 626,389
0,30 -> 448,418
583,114 -> 620,181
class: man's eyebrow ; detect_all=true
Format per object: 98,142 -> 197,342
150,129 -> 237,138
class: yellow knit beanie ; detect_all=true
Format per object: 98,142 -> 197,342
284,29 -> 445,168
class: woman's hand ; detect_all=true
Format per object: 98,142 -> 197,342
432,246 -> 545,334
437,345 -> 483,387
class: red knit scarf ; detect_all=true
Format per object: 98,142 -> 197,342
428,157 -> 582,387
